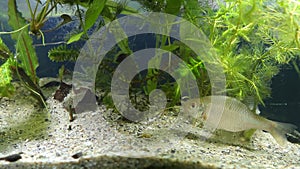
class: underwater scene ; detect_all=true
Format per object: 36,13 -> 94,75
0,0 -> 300,168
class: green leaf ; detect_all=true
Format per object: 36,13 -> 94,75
35,2 -> 49,24
8,0 -> 39,84
48,45 -> 79,62
105,0 -> 138,15
67,0 -> 107,43
101,6 -> 114,22
161,44 -> 180,52
58,65 -> 65,82
67,32 -> 84,44
84,0 -> 107,32
0,37 -> 12,60
0,59 -> 15,97
108,19 -> 132,55
144,73 -> 158,95
183,0 -> 202,22
165,0 -> 182,15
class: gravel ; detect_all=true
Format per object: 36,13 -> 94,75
0,82 -> 299,168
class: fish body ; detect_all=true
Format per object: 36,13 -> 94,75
183,95 -> 297,146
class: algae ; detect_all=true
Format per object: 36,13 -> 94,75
0,108 -> 50,152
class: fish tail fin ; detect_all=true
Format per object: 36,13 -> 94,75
269,121 -> 297,146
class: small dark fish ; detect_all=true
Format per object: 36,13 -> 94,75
0,153 -> 22,162
71,152 -> 83,159
183,95 -> 298,146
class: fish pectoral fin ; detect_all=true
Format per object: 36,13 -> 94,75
269,121 -> 297,146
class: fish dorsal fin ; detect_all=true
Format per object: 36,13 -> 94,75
242,96 -> 261,114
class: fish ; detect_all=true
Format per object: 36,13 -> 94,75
182,95 -> 297,146
0,153 -> 22,162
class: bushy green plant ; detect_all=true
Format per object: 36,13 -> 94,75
183,0 -> 300,105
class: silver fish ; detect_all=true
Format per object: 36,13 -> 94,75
183,95 -> 297,146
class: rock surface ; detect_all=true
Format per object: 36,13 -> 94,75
0,82 -> 300,169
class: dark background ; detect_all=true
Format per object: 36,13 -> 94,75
260,63 -> 300,129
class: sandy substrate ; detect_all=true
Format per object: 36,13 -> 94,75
0,82 -> 300,169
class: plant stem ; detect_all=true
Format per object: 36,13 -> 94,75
0,24 -> 29,35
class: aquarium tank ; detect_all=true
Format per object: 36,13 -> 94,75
0,0 -> 299,168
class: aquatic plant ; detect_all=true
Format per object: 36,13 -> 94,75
0,0 -> 136,107
135,0 -> 300,108
51,0 -> 300,112
48,45 -> 79,62
1,0 -> 300,113
0,0 -> 46,106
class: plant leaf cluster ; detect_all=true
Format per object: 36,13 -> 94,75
48,45 -> 79,62
0,0 -> 46,106
0,0 -> 137,107
180,0 -> 300,105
